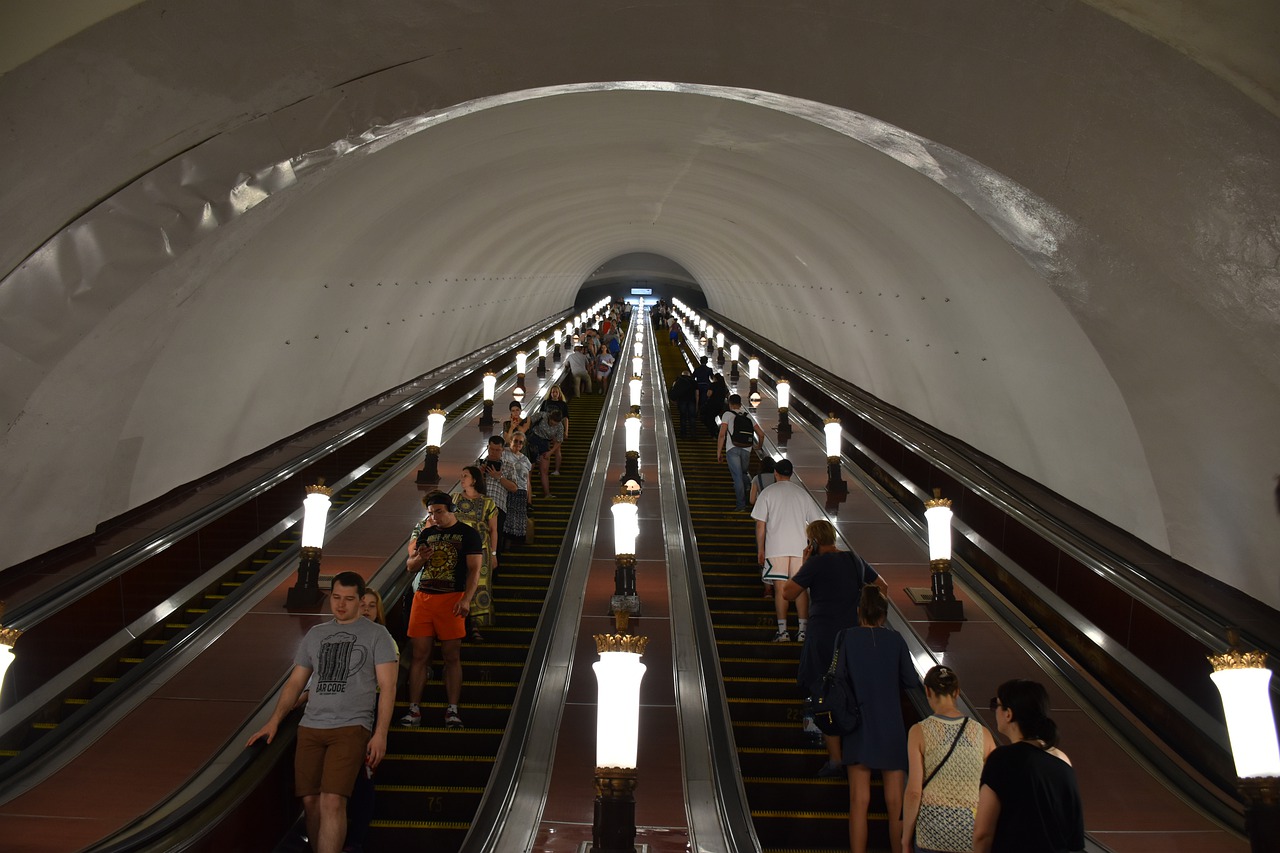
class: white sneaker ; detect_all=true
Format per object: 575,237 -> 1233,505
797,630 -> 807,643
772,629 -> 790,643
399,707 -> 422,727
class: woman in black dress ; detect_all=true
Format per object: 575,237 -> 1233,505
837,585 -> 920,853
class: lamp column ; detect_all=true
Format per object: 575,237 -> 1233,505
824,415 -> 846,493
416,408 -> 446,484
0,602 -> 22,706
286,481 -> 333,610
479,372 -> 497,427
1209,631 -> 1280,852
591,630 -> 649,853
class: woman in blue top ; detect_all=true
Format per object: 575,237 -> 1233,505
837,585 -> 921,853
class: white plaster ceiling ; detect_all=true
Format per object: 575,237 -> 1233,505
0,2 -> 1277,610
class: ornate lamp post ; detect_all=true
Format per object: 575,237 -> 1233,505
515,350 -> 528,390
775,377 -> 792,441
415,408 -> 446,484
628,375 -> 643,413
715,332 -> 725,366
622,413 -> 642,485
747,356 -> 760,396
729,343 -> 740,382
824,414 -> 846,493
610,494 -> 641,615
591,628 -> 649,853
1209,631 -> 1280,852
0,603 -> 21,704
286,481 -> 333,609
479,372 -> 497,427
631,355 -> 643,378
905,490 -> 965,620
537,339 -> 548,377
553,328 -> 564,362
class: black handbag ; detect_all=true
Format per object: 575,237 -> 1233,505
812,629 -> 861,736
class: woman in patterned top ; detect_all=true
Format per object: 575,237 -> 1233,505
452,466 -> 498,640
902,665 -> 996,853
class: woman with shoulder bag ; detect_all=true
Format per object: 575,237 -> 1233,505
903,665 -> 996,853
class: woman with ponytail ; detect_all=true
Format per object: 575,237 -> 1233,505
902,665 -> 995,852
973,679 -> 1085,852
837,584 -> 922,853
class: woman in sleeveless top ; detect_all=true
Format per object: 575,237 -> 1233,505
903,665 -> 996,853
452,466 -> 498,639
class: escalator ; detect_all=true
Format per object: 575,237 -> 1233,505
366,373 -> 609,849
656,338 -> 893,851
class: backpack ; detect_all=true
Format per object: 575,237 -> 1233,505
730,410 -> 755,446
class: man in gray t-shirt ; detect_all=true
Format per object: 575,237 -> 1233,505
248,572 -> 397,853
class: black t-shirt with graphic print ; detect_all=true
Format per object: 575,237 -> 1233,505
414,520 -> 483,593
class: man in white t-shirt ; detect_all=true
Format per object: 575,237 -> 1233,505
565,345 -> 592,396
751,459 -> 822,642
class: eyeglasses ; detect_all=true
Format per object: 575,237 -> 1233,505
988,697 -> 1002,712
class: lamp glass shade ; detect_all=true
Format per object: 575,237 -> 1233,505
629,376 -> 642,407
301,492 -> 332,548
426,409 -> 446,446
706,324 -> 715,340
824,419 -> 842,458
0,645 -> 14,700
730,343 -> 740,362
612,498 -> 639,556
482,372 -> 496,402
633,341 -> 643,358
554,329 -> 563,346
632,356 -> 643,377
538,339 -> 547,358
624,414 -> 642,453
515,351 -> 528,375
715,332 -> 724,349
512,385 -> 525,403
594,652 -> 646,768
1210,666 -> 1280,778
747,357 -> 760,380
925,504 -> 953,561
776,380 -> 791,410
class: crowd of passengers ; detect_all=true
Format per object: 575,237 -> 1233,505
659,297 -> 1085,853
251,297 -> 1082,853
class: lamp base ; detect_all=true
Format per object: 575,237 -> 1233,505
592,767 -> 639,853
1242,777 -> 1280,853
905,587 -> 966,621
285,583 -> 325,611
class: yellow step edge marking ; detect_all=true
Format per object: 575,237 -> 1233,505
375,784 -> 485,793
370,819 -> 472,829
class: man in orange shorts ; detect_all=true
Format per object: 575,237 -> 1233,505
400,492 -> 482,728
246,572 -> 398,853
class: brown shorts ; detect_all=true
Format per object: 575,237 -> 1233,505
294,724 -> 368,798
407,590 -> 466,640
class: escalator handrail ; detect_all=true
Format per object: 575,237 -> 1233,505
0,347 -> 552,798
707,309 -> 1266,659
6,315 -> 569,633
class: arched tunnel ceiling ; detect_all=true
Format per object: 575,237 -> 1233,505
0,3 -> 1277,611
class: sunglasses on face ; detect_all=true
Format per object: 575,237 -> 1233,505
989,697 -> 1002,712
